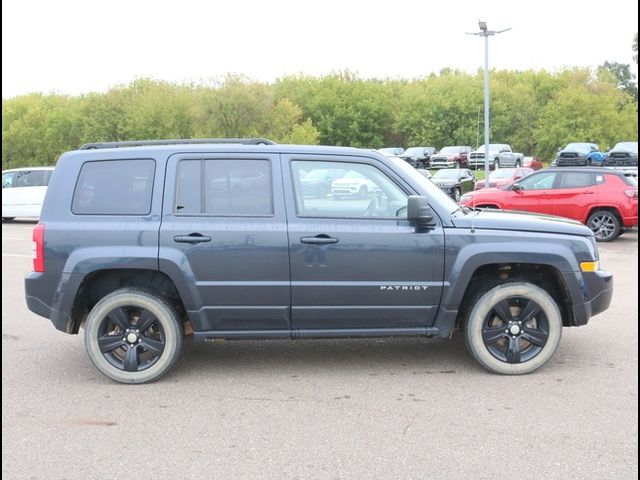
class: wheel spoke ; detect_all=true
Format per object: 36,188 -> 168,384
518,300 -> 541,325
108,307 -> 129,331
482,326 -> 506,345
137,310 -> 157,333
141,336 -> 165,356
98,334 -> 125,353
521,327 -> 548,347
492,300 -> 513,323
123,345 -> 140,372
506,337 -> 521,363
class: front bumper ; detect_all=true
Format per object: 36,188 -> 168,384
571,269 -> 613,326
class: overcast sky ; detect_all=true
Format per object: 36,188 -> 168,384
2,0 -> 638,98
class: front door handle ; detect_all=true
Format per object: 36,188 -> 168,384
174,233 -> 212,244
300,235 -> 339,245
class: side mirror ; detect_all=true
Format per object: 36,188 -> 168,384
407,196 -> 435,229
512,183 -> 524,192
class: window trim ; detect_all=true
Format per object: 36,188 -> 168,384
71,159 -> 156,216
290,159 -> 411,221
173,158 -> 275,218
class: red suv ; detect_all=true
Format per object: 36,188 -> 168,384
459,168 -> 638,241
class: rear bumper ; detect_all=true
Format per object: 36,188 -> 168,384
25,271 -> 79,333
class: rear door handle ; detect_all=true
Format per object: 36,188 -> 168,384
174,233 -> 212,244
300,235 -> 339,245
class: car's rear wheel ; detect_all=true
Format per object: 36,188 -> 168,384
84,288 -> 183,384
587,210 -> 620,242
515,159 -> 521,167
465,282 -> 562,375
494,158 -> 500,169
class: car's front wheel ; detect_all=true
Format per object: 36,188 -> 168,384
453,187 -> 461,202
465,282 -> 562,375
587,210 -> 620,242
493,158 -> 500,169
84,288 -> 183,384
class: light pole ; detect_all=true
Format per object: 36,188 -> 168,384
467,21 -> 511,188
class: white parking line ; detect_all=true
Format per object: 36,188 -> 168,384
2,253 -> 31,258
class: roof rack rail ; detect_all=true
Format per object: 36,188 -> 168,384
79,138 -> 276,150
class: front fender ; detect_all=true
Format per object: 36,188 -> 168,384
441,239 -> 583,311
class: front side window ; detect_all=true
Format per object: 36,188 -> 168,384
292,161 -> 407,219
72,160 -> 155,215
175,159 -> 273,216
14,170 -> 50,188
517,171 -> 557,191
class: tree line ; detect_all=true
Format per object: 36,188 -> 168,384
2,67 -> 638,169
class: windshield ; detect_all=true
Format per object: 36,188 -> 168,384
564,143 -> 594,153
387,156 -> 460,212
439,146 -> 460,155
476,144 -> 502,153
403,147 -> 422,156
489,169 -> 517,180
612,142 -> 638,153
433,169 -> 460,180
379,147 -> 404,155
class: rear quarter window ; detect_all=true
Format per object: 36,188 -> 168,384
72,159 -> 155,215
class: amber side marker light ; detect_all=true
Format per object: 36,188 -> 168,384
580,261 -> 599,272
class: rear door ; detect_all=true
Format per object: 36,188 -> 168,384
282,153 -> 445,330
159,153 -> 290,332
551,171 -> 597,222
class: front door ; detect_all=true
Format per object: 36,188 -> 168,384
282,154 -> 445,330
159,153 -> 290,332
506,170 -> 559,216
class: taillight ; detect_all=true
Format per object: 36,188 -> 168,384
32,223 -> 45,272
623,189 -> 638,199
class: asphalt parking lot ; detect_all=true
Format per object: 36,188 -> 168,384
2,221 -> 638,479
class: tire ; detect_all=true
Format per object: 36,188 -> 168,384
84,288 -> 183,384
455,161 -> 461,168
587,210 -> 620,242
464,282 -> 562,375
493,158 -> 500,169
453,187 -> 461,202
515,159 -> 521,167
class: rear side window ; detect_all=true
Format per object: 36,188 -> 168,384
558,172 -> 595,189
175,159 -> 273,216
72,159 -> 155,215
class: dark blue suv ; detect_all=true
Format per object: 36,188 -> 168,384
25,139 -> 613,383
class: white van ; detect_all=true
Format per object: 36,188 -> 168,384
2,167 -> 55,221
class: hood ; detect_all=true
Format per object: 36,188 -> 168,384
452,209 -> 592,237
